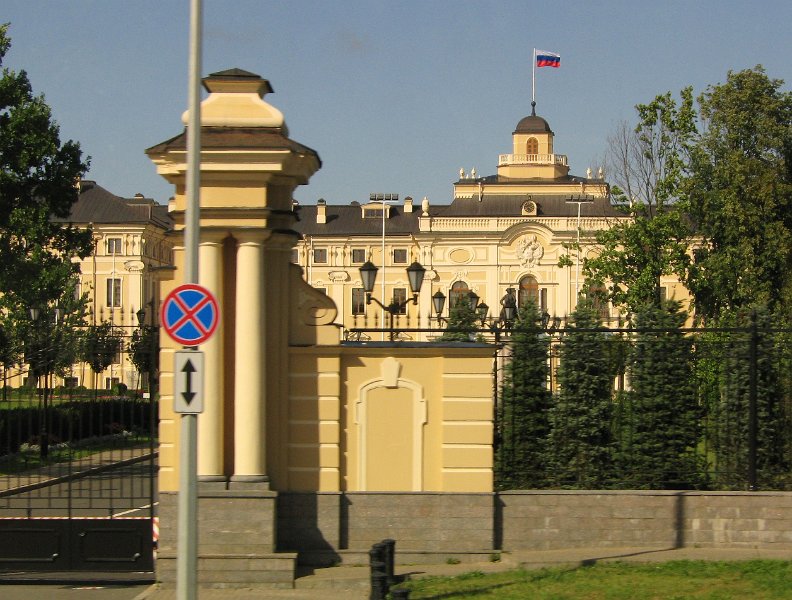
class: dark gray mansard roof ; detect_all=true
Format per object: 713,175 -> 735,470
52,180 -> 172,229
292,193 -> 621,237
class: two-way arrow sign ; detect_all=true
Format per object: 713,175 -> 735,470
174,351 -> 204,414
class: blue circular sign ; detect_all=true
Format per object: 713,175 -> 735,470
161,284 -> 219,346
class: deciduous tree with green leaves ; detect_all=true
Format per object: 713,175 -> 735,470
129,324 -> 159,391
684,66 -> 792,320
584,90 -> 696,314
0,24 -> 93,324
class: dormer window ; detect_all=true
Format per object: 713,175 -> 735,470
363,193 -> 398,218
362,204 -> 390,219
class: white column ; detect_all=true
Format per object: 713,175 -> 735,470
232,233 -> 267,482
198,233 -> 226,480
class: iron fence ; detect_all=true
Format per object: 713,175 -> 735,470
495,322 -> 792,491
346,320 -> 792,491
0,332 -> 158,517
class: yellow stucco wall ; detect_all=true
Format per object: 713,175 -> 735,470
284,346 -> 494,493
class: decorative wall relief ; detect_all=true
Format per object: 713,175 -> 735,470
517,234 -> 544,268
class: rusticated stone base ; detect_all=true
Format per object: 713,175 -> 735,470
157,482 -> 296,587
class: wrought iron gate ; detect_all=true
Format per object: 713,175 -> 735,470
0,384 -> 157,572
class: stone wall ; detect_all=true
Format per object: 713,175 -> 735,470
277,492 -> 495,564
158,485 -> 296,588
500,490 -> 792,550
277,490 -> 792,565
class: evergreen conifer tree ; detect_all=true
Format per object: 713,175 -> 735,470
439,296 -> 479,342
495,301 -> 552,489
621,301 -> 703,488
549,300 -> 617,487
713,308 -> 787,488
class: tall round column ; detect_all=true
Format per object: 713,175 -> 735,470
232,232 -> 268,482
198,232 -> 226,480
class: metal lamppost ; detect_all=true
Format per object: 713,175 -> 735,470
370,193 -> 399,340
359,260 -> 426,340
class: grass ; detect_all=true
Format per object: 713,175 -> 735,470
397,560 -> 792,599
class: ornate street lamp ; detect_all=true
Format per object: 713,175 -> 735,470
358,260 -> 426,340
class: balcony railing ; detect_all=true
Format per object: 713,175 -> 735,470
498,153 -> 568,167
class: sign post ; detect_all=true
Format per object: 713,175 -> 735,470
162,282 -> 218,600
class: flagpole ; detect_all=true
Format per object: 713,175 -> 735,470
532,48 -> 536,105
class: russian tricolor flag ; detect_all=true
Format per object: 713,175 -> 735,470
536,50 -> 561,68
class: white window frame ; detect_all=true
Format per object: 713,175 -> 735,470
106,237 -> 122,255
106,278 -> 122,308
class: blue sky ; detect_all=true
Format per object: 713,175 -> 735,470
4,1 -> 792,206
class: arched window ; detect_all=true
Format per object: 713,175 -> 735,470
518,275 -> 539,308
449,280 -> 469,309
526,137 -> 539,154
588,284 -> 610,320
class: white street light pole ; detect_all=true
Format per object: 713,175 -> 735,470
565,195 -> 594,305
371,194 -> 398,341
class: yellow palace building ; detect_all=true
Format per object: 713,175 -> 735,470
290,103 -> 686,336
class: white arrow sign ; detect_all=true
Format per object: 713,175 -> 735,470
174,351 -> 204,414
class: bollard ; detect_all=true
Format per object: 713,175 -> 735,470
371,571 -> 388,600
381,538 -> 396,586
369,544 -> 388,600
391,589 -> 410,599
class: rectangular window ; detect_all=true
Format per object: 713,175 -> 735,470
105,377 -> 120,390
313,248 -> 327,264
106,278 -> 122,307
392,248 -> 407,264
351,248 -> 366,264
393,287 -> 407,315
291,249 -> 299,263
352,288 -> 366,315
106,237 -> 122,255
540,288 -> 548,313
63,377 -> 79,388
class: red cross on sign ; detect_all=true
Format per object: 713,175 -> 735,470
161,284 -> 220,346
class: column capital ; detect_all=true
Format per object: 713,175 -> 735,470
199,230 -> 230,245
233,229 -> 271,246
